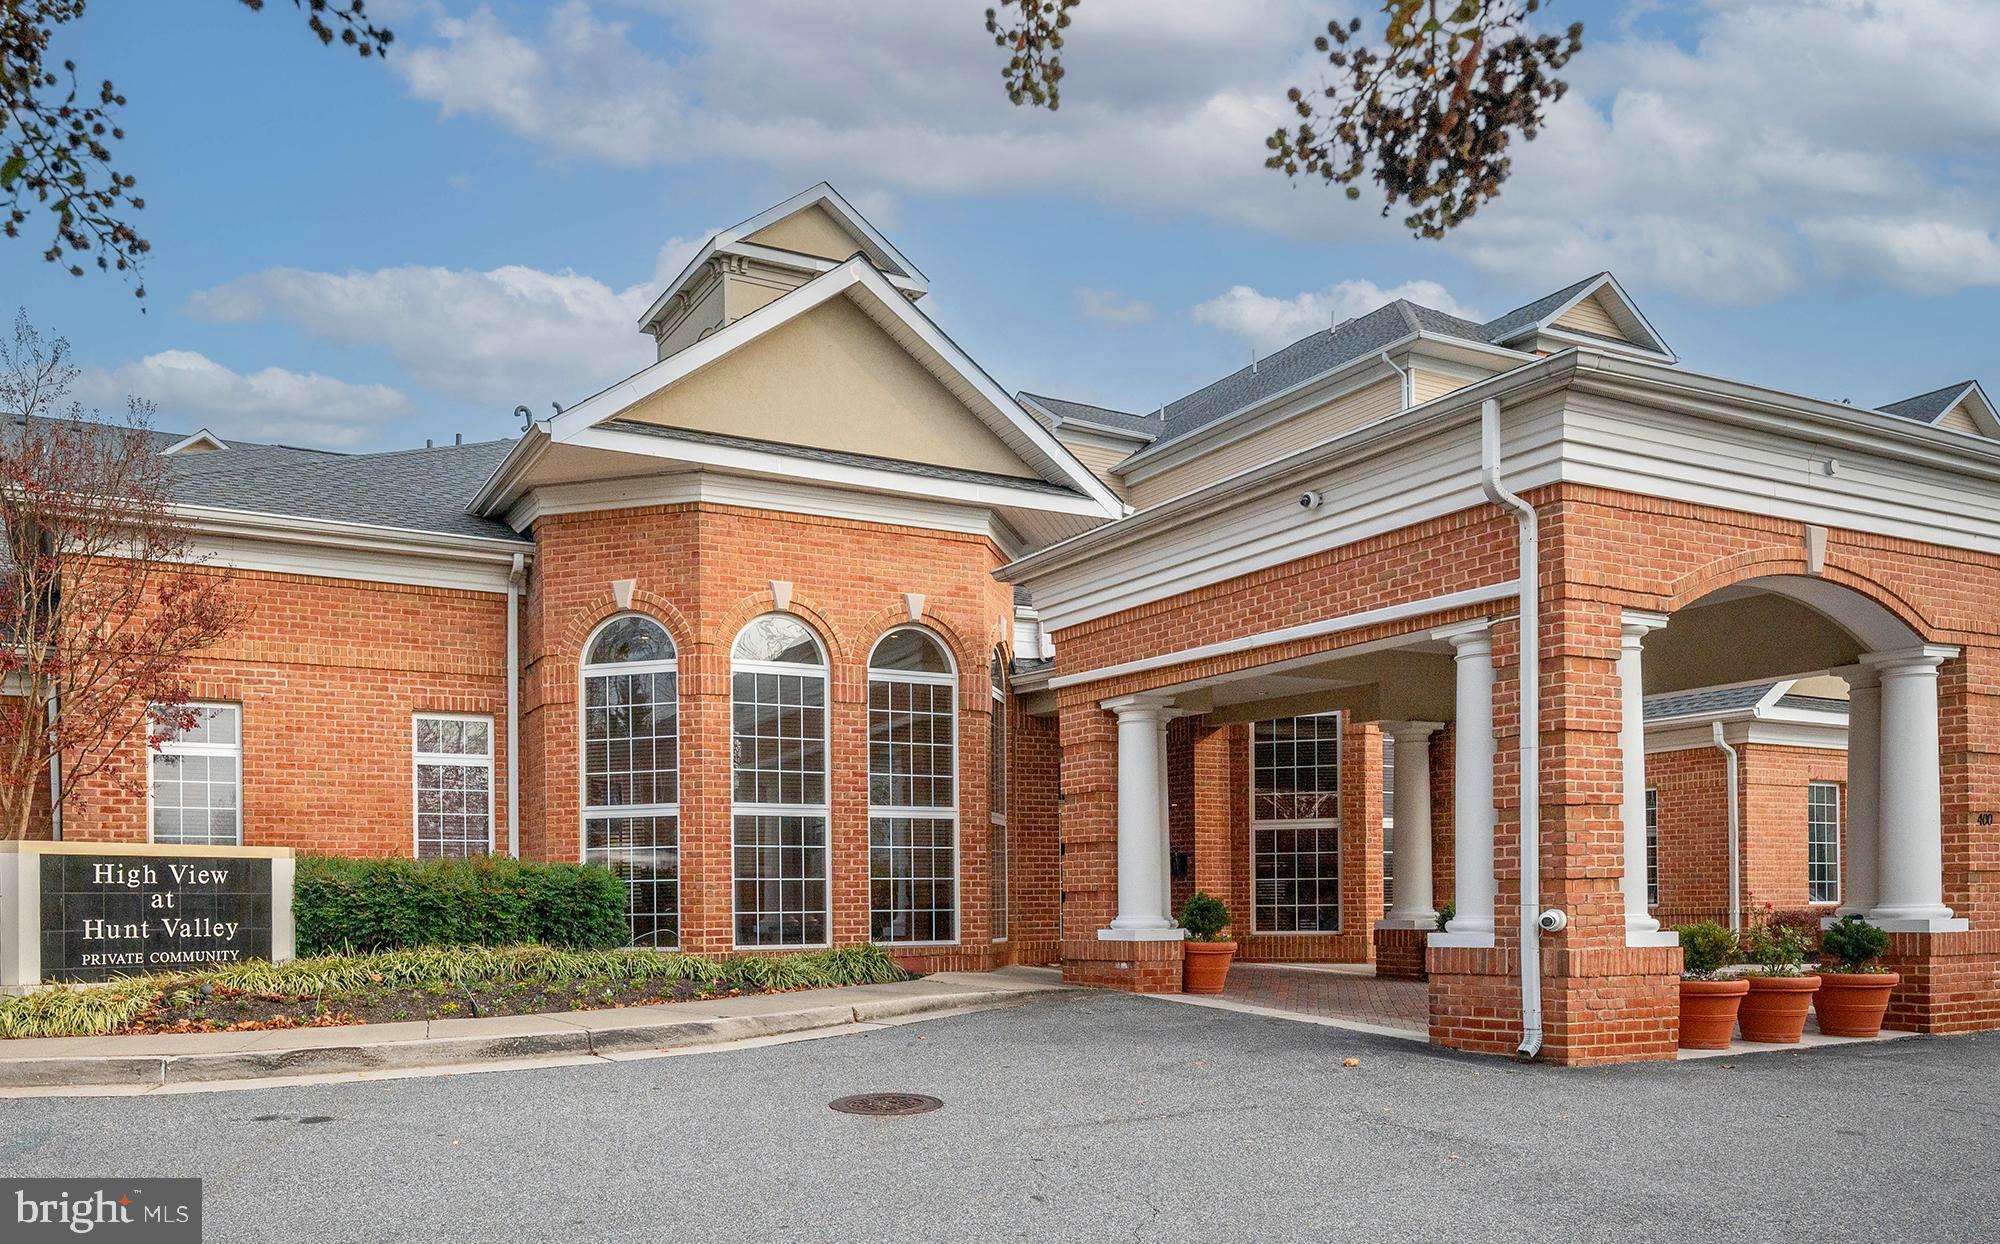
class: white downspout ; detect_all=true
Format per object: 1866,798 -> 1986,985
1479,397 -> 1543,1062
507,552 -> 526,859
1378,350 -> 1413,408
1712,722 -> 1741,933
45,689 -> 61,841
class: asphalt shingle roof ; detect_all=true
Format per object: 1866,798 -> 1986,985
1642,683 -> 1776,722
601,420 -> 1086,496
1017,392 -> 1161,441
7,418 -> 526,542
1878,382 -> 1974,425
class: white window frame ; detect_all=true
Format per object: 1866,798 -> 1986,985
1248,712 -> 1343,936
990,649 -> 1009,944
1807,781 -> 1842,905
146,701 -> 243,846
579,614 -> 682,949
730,614 -> 833,950
865,626 -> 961,948
1381,731 -> 1395,916
412,712 -> 496,858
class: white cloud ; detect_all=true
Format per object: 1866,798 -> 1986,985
79,352 -> 409,449
1799,217 -> 2000,294
1192,279 -> 1481,355
186,236 -> 707,406
389,0 -> 2000,305
1076,288 -> 1155,327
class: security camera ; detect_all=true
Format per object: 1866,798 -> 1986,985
1537,908 -> 1569,933
1298,491 -> 1324,512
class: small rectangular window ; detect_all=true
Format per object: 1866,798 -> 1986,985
150,703 -> 242,846
1645,787 -> 1659,909
414,714 -> 494,859
1807,782 -> 1841,904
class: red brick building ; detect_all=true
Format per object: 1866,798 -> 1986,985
39,186 -> 2000,1062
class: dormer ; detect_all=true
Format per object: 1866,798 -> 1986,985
1480,272 -> 1676,364
638,183 -> 929,363
161,428 -> 229,455
1879,381 -> 1999,439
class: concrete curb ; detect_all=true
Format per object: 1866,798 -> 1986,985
0,971 -> 1068,1089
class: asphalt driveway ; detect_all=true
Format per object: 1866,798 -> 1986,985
3,991 -> 1995,1242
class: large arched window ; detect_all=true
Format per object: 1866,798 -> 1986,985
1251,712 -> 1342,934
867,628 -> 958,944
989,649 -> 1008,943
731,614 -> 830,947
581,615 -> 680,947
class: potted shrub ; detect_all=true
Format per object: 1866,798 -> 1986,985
1179,891 -> 1237,994
1676,921 -> 1749,1049
1815,915 -> 1900,1037
1737,913 -> 1820,1043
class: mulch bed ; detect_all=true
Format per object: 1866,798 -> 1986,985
124,978 -> 769,1036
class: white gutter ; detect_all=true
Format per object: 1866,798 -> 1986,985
506,553 -> 526,859
1479,397 -> 1544,1062
1712,721 -> 1741,933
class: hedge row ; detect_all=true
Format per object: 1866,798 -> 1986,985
295,854 -> 629,955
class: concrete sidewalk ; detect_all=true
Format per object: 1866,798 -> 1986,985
0,967 -> 1067,1090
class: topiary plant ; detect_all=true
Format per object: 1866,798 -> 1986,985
1820,914 -> 1891,974
1434,900 -> 1455,933
1178,891 -> 1233,943
1677,921 -> 1739,981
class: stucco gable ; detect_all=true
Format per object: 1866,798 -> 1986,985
743,203 -> 872,265
618,295 -> 1043,481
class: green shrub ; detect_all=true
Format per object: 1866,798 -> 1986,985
1820,915 -> 1890,973
1743,916 -> 1811,977
1178,891 -> 1233,942
1677,921 -> 1739,981
1434,900 -> 1455,933
295,855 -> 628,954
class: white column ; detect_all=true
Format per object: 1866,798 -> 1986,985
1864,646 -> 1968,933
1431,621 -> 1496,946
1836,666 -> 1881,920
1101,695 -> 1184,939
1619,612 -> 1676,946
1378,721 -> 1443,929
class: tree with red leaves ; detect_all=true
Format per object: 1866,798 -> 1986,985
0,310 -> 239,841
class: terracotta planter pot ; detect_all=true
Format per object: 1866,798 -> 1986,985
1814,971 -> 1901,1038
1738,974 -> 1822,1044
1678,977 -> 1752,1049
1182,941 -> 1238,994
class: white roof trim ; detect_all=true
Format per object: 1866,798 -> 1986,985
539,258 -> 1120,518
161,428 -> 229,455
639,182 -> 928,331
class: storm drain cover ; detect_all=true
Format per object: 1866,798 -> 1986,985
828,1092 -> 943,1117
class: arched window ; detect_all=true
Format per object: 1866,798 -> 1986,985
1251,712 -> 1342,934
731,615 -> 830,947
867,627 -> 958,944
989,649 -> 1009,943
581,615 -> 679,947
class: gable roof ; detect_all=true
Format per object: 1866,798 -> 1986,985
1127,272 -> 1674,458
1878,380 -> 1996,437
483,256 -> 1126,528
1016,392 -> 1161,443
638,183 -> 927,333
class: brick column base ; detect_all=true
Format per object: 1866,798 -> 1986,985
1374,926 -> 1430,980
1062,937 -> 1185,993
1883,929 -> 2000,1034
1429,943 -> 1683,1064
1427,945 -> 1520,1055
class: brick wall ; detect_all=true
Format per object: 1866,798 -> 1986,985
525,501 -> 1023,970
64,565 -> 509,856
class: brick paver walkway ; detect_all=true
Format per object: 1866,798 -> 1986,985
1218,964 -> 1429,1033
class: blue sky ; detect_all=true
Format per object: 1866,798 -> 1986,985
10,0 -> 1998,451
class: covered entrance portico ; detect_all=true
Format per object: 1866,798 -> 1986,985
1006,365 -> 2000,1064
